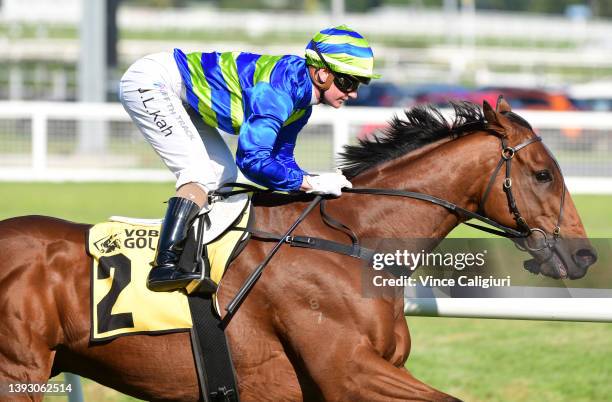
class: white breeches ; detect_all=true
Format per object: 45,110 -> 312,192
119,52 -> 237,191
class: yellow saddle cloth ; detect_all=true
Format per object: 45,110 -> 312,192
86,204 -> 250,341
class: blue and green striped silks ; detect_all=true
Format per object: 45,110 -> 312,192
173,49 -> 313,191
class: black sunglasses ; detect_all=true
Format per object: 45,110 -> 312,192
310,41 -> 369,93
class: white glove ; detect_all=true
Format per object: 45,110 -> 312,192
305,172 -> 352,197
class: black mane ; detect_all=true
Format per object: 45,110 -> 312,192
339,101 -> 486,179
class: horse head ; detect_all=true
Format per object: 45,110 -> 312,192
481,96 -> 597,279
340,97 -> 597,280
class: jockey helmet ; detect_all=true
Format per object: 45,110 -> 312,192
305,25 -> 381,81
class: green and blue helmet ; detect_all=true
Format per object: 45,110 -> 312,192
305,25 -> 381,80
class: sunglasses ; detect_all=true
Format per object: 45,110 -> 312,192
310,41 -> 370,93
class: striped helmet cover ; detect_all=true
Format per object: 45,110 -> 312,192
305,25 -> 381,79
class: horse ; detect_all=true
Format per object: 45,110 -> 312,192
0,98 -> 597,402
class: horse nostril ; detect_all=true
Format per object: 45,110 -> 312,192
573,248 -> 598,268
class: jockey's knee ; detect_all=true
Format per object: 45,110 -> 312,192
176,182 -> 208,208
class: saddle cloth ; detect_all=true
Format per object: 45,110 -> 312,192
86,195 -> 251,341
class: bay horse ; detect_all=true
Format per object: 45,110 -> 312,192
0,98 -> 597,401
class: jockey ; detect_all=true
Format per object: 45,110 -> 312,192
119,25 -> 380,293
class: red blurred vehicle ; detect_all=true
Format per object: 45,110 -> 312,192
477,87 -> 577,111
356,86 -> 579,141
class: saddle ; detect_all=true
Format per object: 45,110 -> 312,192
87,192 -> 251,402
87,193 -> 251,339
110,192 -> 249,247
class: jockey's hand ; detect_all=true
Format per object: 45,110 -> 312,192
303,172 -> 352,197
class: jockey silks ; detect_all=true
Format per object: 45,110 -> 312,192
174,49 -> 313,191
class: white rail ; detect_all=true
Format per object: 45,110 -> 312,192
0,101 -> 611,193
404,298 -> 612,323
1,101 -> 611,324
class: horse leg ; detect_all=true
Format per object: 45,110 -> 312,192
283,302 -> 457,402
231,336 -> 304,402
0,346 -> 55,402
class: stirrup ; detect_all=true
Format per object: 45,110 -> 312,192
147,267 -> 202,292
185,212 -> 218,296
186,276 -> 218,295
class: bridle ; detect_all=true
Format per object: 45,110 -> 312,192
477,133 -> 565,251
213,120 -> 567,258
218,127 -> 569,317
344,130 -> 566,253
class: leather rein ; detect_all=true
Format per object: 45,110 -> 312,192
344,133 -> 565,252
214,133 -> 566,259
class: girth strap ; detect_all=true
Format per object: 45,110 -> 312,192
230,227 -> 375,261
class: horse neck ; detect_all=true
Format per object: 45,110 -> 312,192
331,131 -> 499,241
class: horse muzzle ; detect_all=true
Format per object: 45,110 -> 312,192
520,237 -> 597,280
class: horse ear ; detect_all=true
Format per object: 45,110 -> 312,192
483,100 -> 506,136
483,100 -> 497,124
496,95 -> 512,113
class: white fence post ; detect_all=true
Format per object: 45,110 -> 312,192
31,111 -> 48,172
64,373 -> 84,402
0,101 -> 611,191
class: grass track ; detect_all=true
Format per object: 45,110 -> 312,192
407,317 -> 612,402
1,182 -> 611,402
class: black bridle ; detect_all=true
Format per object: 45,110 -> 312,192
213,130 -> 566,253
218,131 -> 568,320
344,133 -> 566,252
480,134 -> 565,251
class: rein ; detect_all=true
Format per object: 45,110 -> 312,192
215,132 -> 567,319
214,132 -> 565,251
343,187 -> 526,238
345,134 -> 565,251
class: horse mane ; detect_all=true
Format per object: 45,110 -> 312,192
339,101 -> 486,179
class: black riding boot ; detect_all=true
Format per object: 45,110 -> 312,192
147,197 -> 202,292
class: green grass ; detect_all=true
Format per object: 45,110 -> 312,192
1,183 -> 611,401
0,182 -> 174,223
407,317 -> 612,402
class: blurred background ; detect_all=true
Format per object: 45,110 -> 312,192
1,0 -> 612,183
1,1 -> 611,401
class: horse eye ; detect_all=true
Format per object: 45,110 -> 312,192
535,170 -> 553,183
